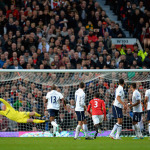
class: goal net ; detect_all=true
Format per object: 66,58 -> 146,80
0,69 -> 149,137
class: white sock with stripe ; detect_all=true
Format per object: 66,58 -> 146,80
116,124 -> 122,138
110,123 -> 118,136
134,124 -> 141,137
134,124 -> 139,137
51,121 -> 58,127
148,123 -> 150,135
75,125 -> 81,138
53,126 -> 56,134
83,124 -> 88,138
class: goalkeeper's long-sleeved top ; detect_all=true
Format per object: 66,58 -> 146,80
75,88 -> 85,111
0,98 -> 20,121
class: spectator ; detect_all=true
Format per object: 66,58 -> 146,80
133,51 -> 142,67
0,0 -> 148,71
144,50 -> 150,68
112,23 -> 126,38
7,59 -> 23,69
19,57 -> 27,69
103,32 -> 112,50
0,54 -> 6,68
42,111 -> 50,131
126,48 -> 134,68
13,95 -> 23,110
120,44 -> 126,55
6,4 -> 19,20
38,37 -> 50,53
0,115 -> 8,131
99,21 -> 111,37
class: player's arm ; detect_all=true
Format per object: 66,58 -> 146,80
0,98 -> 12,108
144,90 -> 148,109
144,96 -> 148,109
102,101 -> 107,120
45,98 -> 48,103
130,93 -> 141,108
129,100 -> 140,108
59,93 -> 66,108
61,98 -> 66,106
45,93 -> 48,104
87,102 -> 91,114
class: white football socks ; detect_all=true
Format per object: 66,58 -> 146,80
134,124 -> 138,137
75,125 -> 81,138
148,123 -> 150,135
51,121 -> 58,127
116,124 -> 122,139
83,124 -> 88,138
53,126 -> 56,134
110,123 -> 118,136
134,124 -> 142,137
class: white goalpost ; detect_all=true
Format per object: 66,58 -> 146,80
0,69 -> 149,137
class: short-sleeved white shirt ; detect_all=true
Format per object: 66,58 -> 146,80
113,85 -> 124,108
46,90 -> 63,110
145,89 -> 150,110
132,90 -> 142,112
75,88 -> 85,111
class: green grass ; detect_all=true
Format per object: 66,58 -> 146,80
0,137 -> 149,150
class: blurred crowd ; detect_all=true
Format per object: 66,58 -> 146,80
106,0 -> 150,49
1,0 -> 149,70
0,71 -> 150,133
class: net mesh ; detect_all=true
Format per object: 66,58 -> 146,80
0,71 -> 149,136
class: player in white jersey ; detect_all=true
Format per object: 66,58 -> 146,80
144,88 -> 150,136
46,84 -> 65,136
74,82 -> 92,140
128,83 -> 143,139
110,79 -> 127,140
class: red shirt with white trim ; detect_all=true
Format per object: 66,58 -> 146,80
87,98 -> 106,116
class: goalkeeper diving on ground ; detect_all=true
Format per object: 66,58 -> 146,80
0,98 -> 45,124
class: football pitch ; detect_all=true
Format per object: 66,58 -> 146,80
0,137 -> 150,150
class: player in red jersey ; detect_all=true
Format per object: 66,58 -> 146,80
87,93 -> 106,139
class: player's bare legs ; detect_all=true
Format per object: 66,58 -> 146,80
110,118 -> 122,139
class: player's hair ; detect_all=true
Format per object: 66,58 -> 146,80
131,83 -> 136,89
79,82 -> 85,88
119,78 -> 124,85
94,93 -> 99,98
51,84 -> 57,90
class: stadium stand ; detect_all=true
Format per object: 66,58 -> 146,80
0,0 -> 149,70
105,0 -> 150,49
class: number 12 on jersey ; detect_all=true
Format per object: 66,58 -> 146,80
51,96 -> 56,103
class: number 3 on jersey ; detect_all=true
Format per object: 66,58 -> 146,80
94,101 -> 98,108
51,96 -> 56,103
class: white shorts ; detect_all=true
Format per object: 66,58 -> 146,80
92,115 -> 104,125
